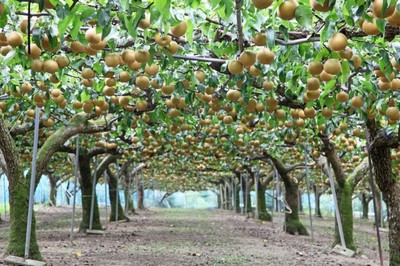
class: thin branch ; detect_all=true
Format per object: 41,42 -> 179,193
234,0 -> 244,53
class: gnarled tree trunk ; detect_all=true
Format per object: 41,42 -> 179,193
282,174 -> 308,235
366,119 -> 400,265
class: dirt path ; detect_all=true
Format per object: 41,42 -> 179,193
0,207 -> 387,265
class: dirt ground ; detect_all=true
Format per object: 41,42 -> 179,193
0,206 -> 388,265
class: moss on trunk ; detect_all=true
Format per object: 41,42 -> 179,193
257,180 -> 271,221
283,175 -> 308,235
124,185 -> 135,214
334,180 -> 355,250
0,116 -> 42,260
107,168 -> 129,221
5,175 -> 42,260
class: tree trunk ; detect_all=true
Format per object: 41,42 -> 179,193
257,180 -> 271,221
224,182 -> 231,210
298,188 -> 303,213
334,180 -> 355,250
124,184 -> 135,214
321,135 -> 355,250
283,174 -> 308,235
107,168 -> 129,221
313,184 -> 323,218
6,174 -> 42,260
366,119 -> 400,265
0,117 -> 42,260
48,175 -> 57,206
137,180 -> 145,210
375,190 -> 382,227
361,192 -> 370,219
78,156 -> 102,232
241,178 -> 252,213
234,182 -> 240,213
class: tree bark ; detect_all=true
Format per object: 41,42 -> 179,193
107,168 -> 129,221
137,181 -> 145,210
124,185 -> 135,214
0,117 -> 42,260
313,184 -> 323,218
257,180 -> 271,221
241,177 -> 252,214
320,135 -> 355,250
282,173 -> 308,235
298,188 -> 303,213
366,119 -> 400,265
78,155 -> 102,232
360,192 -> 372,219
48,174 -> 57,206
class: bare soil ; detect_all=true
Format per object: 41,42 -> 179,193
0,207 -> 388,265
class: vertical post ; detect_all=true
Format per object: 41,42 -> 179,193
271,188 -> 275,223
327,162 -> 346,249
125,165 -> 133,214
303,145 -> 314,241
380,191 -> 384,227
223,180 -> 228,209
255,169 -> 259,219
219,183 -> 223,210
244,175 -> 248,215
24,107 -> 40,258
152,176 -> 155,206
275,167 -> 282,228
366,144 -> 384,266
135,169 -> 139,208
89,157 -> 98,230
240,173 -> 243,214
70,136 -> 79,240
231,178 -> 235,210
2,173 -> 6,217
115,164 -> 120,221
141,171 -> 145,208
104,171 -> 108,230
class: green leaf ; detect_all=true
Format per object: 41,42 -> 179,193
58,15 -> 72,37
3,49 -> 17,65
340,60 -> 350,85
186,19 -> 194,46
0,11 -> 7,28
295,5 -> 313,29
376,18 -> 386,33
320,18 -> 335,43
97,8 -> 111,28
56,4 -> 70,19
266,28 -> 275,49
155,0 -> 168,10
